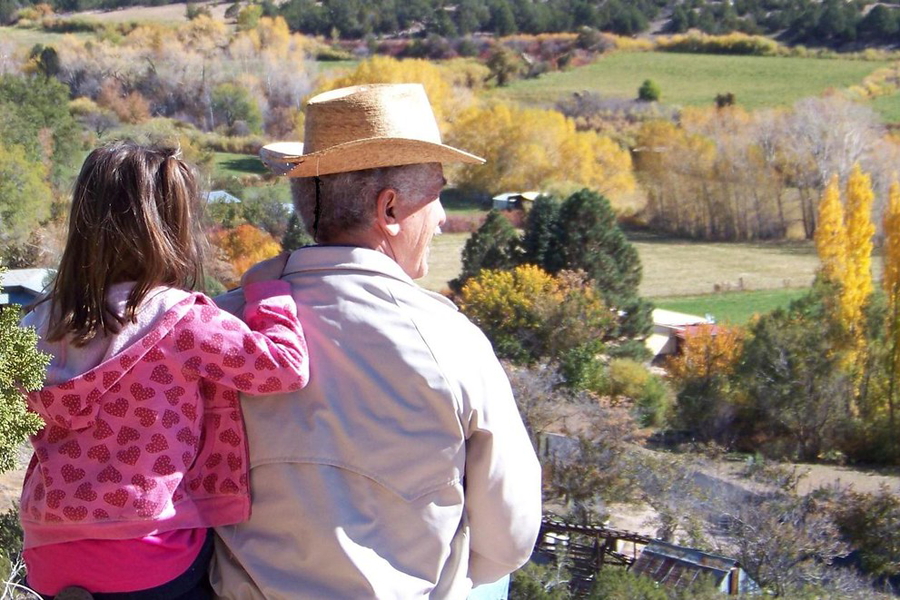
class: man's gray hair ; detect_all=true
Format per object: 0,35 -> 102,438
290,163 -> 440,242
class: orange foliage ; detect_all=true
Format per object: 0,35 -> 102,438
210,224 -> 282,287
666,324 -> 745,384
97,79 -> 150,125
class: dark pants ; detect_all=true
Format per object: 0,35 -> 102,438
40,530 -> 214,600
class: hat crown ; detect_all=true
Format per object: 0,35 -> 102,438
303,84 -> 442,154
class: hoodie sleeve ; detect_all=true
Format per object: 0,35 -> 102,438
179,281 -> 309,396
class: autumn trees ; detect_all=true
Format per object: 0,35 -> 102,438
55,16 -> 314,138
667,164 -> 900,464
635,97 -> 887,242
448,101 -> 635,198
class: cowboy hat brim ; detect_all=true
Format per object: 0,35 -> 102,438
259,138 -> 485,178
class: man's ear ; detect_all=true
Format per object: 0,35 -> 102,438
376,188 -> 402,237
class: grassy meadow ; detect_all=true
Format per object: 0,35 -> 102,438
0,25 -> 93,45
493,51 -> 894,113
213,152 -> 267,178
419,231 -> 885,324
653,288 -> 810,324
420,231 -> 829,297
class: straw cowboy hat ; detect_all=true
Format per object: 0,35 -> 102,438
259,83 -> 484,177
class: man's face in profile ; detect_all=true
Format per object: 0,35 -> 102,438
392,163 -> 447,280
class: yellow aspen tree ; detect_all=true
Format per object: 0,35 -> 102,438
842,164 -> 875,338
842,164 -> 876,413
882,180 -> 900,443
814,174 -> 847,285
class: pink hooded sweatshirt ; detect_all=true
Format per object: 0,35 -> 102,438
19,281 -> 309,550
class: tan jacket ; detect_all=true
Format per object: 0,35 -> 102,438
211,246 -> 542,599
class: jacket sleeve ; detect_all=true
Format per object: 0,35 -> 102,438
182,281 -> 309,395
462,345 -> 543,585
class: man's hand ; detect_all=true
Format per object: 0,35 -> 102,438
241,252 -> 290,287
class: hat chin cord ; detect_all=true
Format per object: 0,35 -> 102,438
313,158 -> 321,243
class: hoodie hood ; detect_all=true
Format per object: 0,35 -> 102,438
23,285 -> 194,431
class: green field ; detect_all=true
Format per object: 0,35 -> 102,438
493,51 -> 893,112
653,288 -> 810,324
869,93 -> 900,123
213,152 -> 267,178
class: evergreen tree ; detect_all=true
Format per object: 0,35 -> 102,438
0,264 -> 48,473
456,0 -> 486,34
669,6 -> 690,33
281,212 -> 314,250
452,210 -> 519,292
521,195 -> 560,269
859,5 -> 899,40
552,189 -> 651,337
638,79 -> 661,102
489,0 -> 517,36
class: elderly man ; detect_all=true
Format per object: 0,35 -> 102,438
211,84 -> 542,599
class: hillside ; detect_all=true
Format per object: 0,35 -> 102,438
494,51 -> 896,116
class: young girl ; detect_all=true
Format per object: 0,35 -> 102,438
19,141 -> 309,598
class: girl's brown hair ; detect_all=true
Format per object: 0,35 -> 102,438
46,140 -> 205,346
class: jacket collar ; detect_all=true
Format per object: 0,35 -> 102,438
284,246 -> 413,283
283,246 -> 458,311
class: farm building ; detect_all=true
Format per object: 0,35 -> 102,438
631,540 -> 759,595
0,268 -> 52,308
491,191 -> 541,211
645,308 -> 716,361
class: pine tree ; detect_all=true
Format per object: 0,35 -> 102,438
814,174 -> 848,285
554,189 -> 641,303
0,264 -> 48,473
553,189 -> 651,338
282,212 -> 313,251
521,195 -> 560,269
452,210 -> 519,292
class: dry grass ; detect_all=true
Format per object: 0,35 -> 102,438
418,232 -> 467,293
67,1 -> 228,24
417,232 -> 844,298
634,236 -> 823,298
0,25 -> 92,46
421,232 -> 887,299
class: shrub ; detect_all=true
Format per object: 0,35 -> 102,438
637,79 -> 660,102
0,264 -> 48,473
209,224 -> 282,287
831,486 -> 900,578
635,374 -> 671,428
459,265 -> 559,363
588,567 -> 667,600
656,32 -> 782,56
558,340 -> 607,393
185,3 -> 212,20
460,266 -> 613,366
607,358 -> 649,400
